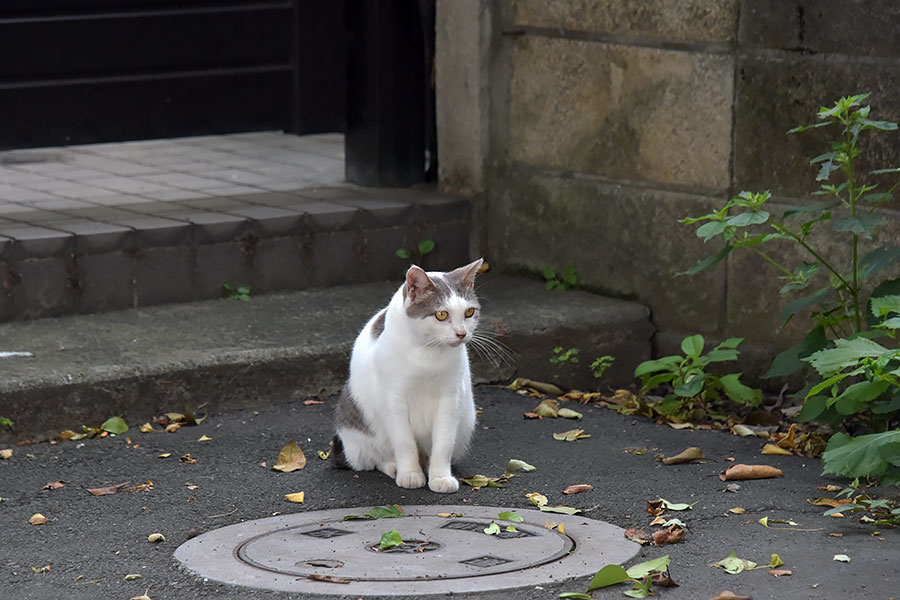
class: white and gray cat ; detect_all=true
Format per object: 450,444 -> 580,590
332,259 -> 484,493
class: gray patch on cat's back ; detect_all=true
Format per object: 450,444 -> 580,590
370,309 -> 386,339
336,384 -> 372,434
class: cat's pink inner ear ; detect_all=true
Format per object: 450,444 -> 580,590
405,265 -> 433,302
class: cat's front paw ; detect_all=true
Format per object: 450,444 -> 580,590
396,470 -> 426,489
428,476 -> 459,494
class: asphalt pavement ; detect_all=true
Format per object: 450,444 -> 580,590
1,385 -> 896,600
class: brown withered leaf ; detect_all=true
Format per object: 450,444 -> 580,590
769,569 -> 792,577
272,440 -> 306,472
649,515 -> 667,526
29,513 -> 48,525
808,497 -> 853,508
532,398 -> 559,418
304,400 -> 324,406
829,532 -> 843,538
652,571 -> 679,587
624,527 -> 651,545
180,454 -> 197,464
709,592 -> 752,600
562,484 -> 593,495
647,499 -> 665,515
719,464 -> 783,481
652,524 -> 685,546
86,482 -> 130,496
662,446 -> 704,465
42,481 -> 65,490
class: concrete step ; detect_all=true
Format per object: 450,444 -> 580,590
0,274 -> 652,443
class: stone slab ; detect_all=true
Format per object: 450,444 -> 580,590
174,505 -> 639,596
514,0 -> 740,44
0,274 -> 651,443
508,35 -> 733,191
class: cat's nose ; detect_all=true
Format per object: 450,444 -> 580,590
455,331 -> 466,339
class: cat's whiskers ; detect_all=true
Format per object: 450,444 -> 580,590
467,331 -> 516,368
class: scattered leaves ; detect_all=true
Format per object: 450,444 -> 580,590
100,416 -> 128,435
124,574 -> 143,581
662,447 -> 704,465
553,429 -> 591,442
157,453 -> 171,459
344,505 -> 403,520
728,507 -> 746,515
318,449 -> 331,460
562,484 -> 593,495
179,454 -> 197,464
624,527 -> 651,545
0,448 -> 13,459
197,435 -> 212,442
711,552 -> 783,574
483,521 -> 501,535
498,511 -> 524,523
833,554 -> 851,563
769,569 -> 792,577
147,533 -> 165,543
504,458 -> 536,477
29,513 -> 48,525
377,529 -> 405,551
526,491 -> 581,514
509,378 -> 564,396
42,481 -> 65,490
761,443 -> 792,456
139,423 -> 157,433
558,408 -> 583,420
460,474 -> 505,489
719,464 -> 783,481
86,482 -> 130,496
303,399 -> 324,406
285,492 -> 305,503
653,524 -> 685,546
272,440 -> 306,472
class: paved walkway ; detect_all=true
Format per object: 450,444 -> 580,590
0,133 -> 467,321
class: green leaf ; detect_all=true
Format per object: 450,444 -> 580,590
658,498 -> 696,511
625,555 -> 671,579
460,474 -> 505,489
797,395 -> 829,423
675,245 -> 733,277
726,210 -> 769,227
587,564 -> 630,591
804,337 -> 889,376
558,594 -> 593,599
832,214 -> 882,238
871,295 -> 900,318
505,459 -> 536,475
483,521 -> 501,535
674,375 -> 705,398
542,268 -> 557,281
861,247 -> 900,280
624,578 -> 654,599
696,220 -> 729,241
539,505 -> 582,515
417,239 -> 435,255
634,356 -> 681,377
782,201 -> 838,218
822,430 -> 900,478
498,511 -> 524,523
680,334 -> 705,358
719,373 -> 762,406
378,529 -> 405,550
101,416 -> 128,435
712,551 -> 755,574
780,287 -> 834,326
366,505 -> 403,519
831,380 -> 890,415
764,325 -> 827,378
395,248 -> 411,259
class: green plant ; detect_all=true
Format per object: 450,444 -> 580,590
542,264 -> 578,290
819,479 -> 900,525
590,355 -> 615,379
549,347 -> 580,365
0,417 -> 12,429
678,93 -> 900,484
223,282 -> 251,302
396,239 -> 435,263
634,335 -> 762,418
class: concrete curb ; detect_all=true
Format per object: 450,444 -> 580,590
0,274 -> 652,443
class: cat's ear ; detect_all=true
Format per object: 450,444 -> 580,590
448,258 -> 484,292
405,265 -> 435,303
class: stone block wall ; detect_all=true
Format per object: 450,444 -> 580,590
437,1 -> 900,379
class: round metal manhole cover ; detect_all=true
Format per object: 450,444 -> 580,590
174,505 -> 640,596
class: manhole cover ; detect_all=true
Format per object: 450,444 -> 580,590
175,505 -> 639,595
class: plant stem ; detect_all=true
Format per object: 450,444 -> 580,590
772,220 -> 854,293
749,247 -> 794,278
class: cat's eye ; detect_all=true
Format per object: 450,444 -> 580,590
465,307 -> 475,318
435,310 -> 448,321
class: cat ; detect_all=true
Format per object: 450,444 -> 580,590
332,259 -> 484,493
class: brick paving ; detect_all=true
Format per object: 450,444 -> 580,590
0,133 -> 468,321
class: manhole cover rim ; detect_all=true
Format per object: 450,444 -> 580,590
175,504 -> 640,596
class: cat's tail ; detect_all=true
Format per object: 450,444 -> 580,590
331,434 -> 351,469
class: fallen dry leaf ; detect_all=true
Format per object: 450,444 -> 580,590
709,592 -> 752,600
197,435 -> 212,442
624,527 -> 651,545
29,513 -> 48,525
147,533 -> 166,543
272,440 -> 306,472
562,484 -> 593,495
165,423 -> 182,433
662,446 -> 704,465
728,507 -> 746,515
829,512 -> 845,518
42,481 -> 65,490
553,429 -> 590,442
808,497 -> 853,508
818,484 -> 842,492
139,423 -> 157,433
285,492 -> 305,503
307,574 -> 350,584
0,449 -> 13,459
180,454 -> 197,464
649,515 -> 667,526
719,464 -> 783,481
304,399 -> 324,405
769,569 -> 792,577
652,524 -> 685,546
86,482 -> 130,496
647,499 -> 665,515
829,532 -> 843,538
509,378 -> 564,396
158,453 -> 171,459
761,443 -> 793,456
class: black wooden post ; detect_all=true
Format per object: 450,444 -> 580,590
345,0 -> 426,187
